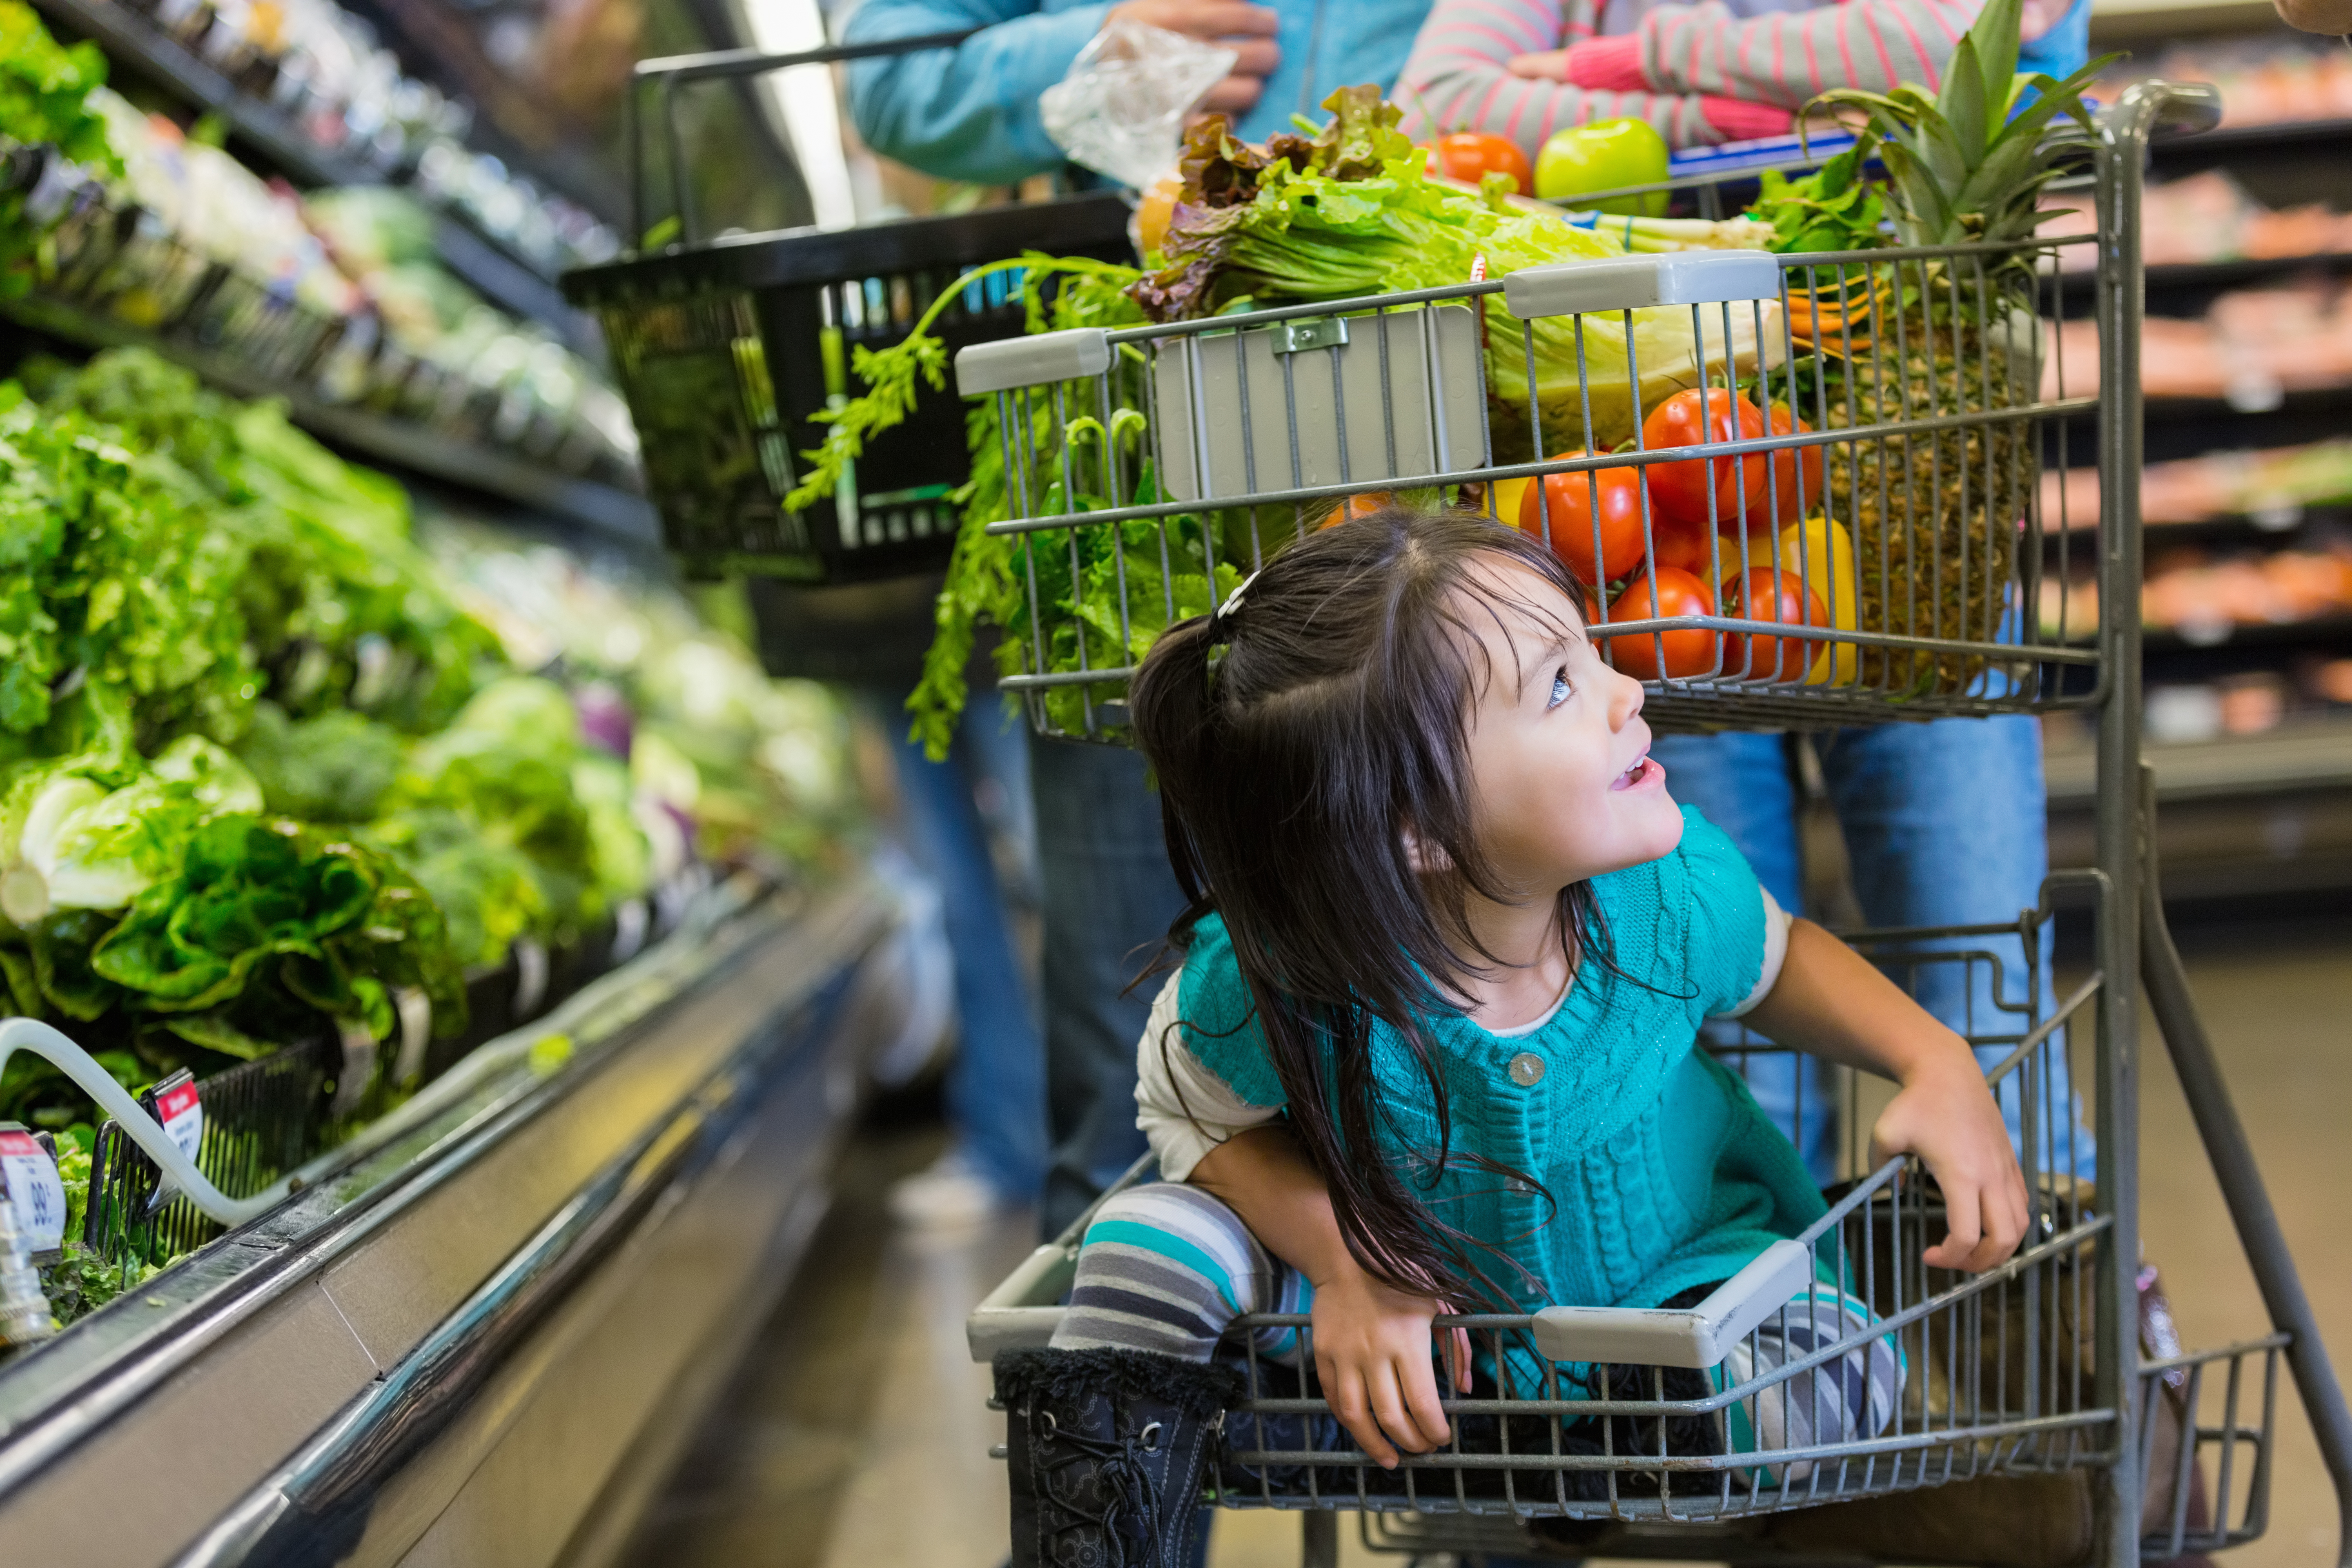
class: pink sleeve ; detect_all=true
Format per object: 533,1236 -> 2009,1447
1396,0 -> 1728,151
1628,0 -> 1983,107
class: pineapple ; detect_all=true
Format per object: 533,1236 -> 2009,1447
1790,0 -> 2109,696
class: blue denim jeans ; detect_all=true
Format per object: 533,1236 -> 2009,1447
1030,737 -> 1189,1238
867,690 -> 1046,1203
1650,715 -> 2092,1185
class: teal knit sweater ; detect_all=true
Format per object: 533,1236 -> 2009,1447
1176,806 -> 1828,1319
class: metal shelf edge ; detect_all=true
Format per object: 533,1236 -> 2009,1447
2046,719 -> 2352,804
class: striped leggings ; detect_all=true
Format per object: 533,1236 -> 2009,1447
1051,1181 -> 1902,1469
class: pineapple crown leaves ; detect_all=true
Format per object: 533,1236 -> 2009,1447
1809,0 -> 2117,250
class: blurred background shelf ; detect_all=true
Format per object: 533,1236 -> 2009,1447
1,288 -> 657,541
27,0 -> 598,349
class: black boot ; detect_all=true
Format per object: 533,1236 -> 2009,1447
996,1347 -> 1244,1568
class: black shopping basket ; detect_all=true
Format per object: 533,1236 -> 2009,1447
560,32 -> 1137,584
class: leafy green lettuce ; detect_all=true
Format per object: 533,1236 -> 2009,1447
0,728 -> 260,923
29,351 -> 501,736
1134,89 -> 1740,456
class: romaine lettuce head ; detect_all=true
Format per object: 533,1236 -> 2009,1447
440,676 -> 580,753
572,754 -> 652,904
0,740 -> 260,922
362,804 -> 548,971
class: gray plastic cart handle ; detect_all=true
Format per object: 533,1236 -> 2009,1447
967,1159 -> 1811,1369
1503,250 -> 1782,318
956,328 -> 1114,397
1531,1238 -> 1811,1368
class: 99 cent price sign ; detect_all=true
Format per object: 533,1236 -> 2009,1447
0,1126 -> 66,1258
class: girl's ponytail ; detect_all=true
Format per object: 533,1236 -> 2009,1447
1127,608 -> 1228,952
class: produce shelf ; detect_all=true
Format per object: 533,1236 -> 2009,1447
25,0 -> 598,350
0,290 -> 658,543
2047,715 -> 2352,806
2142,612 -> 2352,654
0,873 -> 904,1563
2152,116 -> 2352,158
2051,251 -> 2352,301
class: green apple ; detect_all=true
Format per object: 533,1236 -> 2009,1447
1533,118 -> 1670,216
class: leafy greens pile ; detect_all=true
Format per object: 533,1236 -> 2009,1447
0,350 -> 676,1134
1131,89 -> 1756,459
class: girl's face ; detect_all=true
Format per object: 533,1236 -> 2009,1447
1458,559 -> 1683,895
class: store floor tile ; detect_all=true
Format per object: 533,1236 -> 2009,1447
624,927 -> 2352,1568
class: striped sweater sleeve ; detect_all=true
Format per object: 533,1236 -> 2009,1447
1628,0 -> 1985,107
1396,0 -> 1726,151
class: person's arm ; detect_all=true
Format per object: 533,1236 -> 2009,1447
1396,0 -> 1737,151
842,0 -> 1278,186
1740,918 -> 2030,1271
1189,1125 -> 1471,1468
1512,0 -> 1981,110
2273,0 -> 2352,31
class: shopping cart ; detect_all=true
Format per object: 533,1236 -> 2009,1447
560,31 -> 1135,585
961,79 -> 2352,1567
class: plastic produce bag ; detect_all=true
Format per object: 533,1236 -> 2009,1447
1040,21 -> 1236,191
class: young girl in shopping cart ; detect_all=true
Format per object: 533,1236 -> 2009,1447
992,508 -> 2030,1567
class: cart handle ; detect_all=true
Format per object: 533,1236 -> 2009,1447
1503,250 -> 1781,319
627,27 -> 980,253
1530,1239 -> 1810,1368
2104,78 -> 2222,143
955,327 -> 1115,397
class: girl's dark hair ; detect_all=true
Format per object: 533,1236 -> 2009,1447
1130,505 -> 1615,1310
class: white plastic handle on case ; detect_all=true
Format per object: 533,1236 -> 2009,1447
0,1017 -> 290,1226
1502,250 -> 1784,321
1529,1238 -> 1813,1368
954,327 -> 1114,396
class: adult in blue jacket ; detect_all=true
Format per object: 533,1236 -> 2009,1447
842,0 -> 1435,187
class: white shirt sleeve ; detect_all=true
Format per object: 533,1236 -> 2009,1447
1133,970 -> 1282,1182
1711,884 -> 1794,1020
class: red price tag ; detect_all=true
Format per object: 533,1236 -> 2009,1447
0,1129 -> 66,1254
154,1079 -> 203,1166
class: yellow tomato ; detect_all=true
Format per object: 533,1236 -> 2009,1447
1134,174 -> 1184,258
1784,516 -> 1860,685
1715,515 -> 1858,684
1488,475 -> 1535,530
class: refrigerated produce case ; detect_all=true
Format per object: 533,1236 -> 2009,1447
0,0 -> 922,1552
0,871 -> 914,1565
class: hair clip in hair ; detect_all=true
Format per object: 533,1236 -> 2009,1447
1208,570 -> 1262,641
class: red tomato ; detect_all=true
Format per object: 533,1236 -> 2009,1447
1519,457 -> 1649,585
1424,132 -> 1534,197
1642,389 -> 1770,528
1727,404 -> 1827,537
1722,566 -> 1829,681
1650,511 -> 1718,578
1606,567 -> 1719,679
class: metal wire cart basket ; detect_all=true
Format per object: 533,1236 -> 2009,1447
962,81 -> 2352,1568
559,34 -> 1134,584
